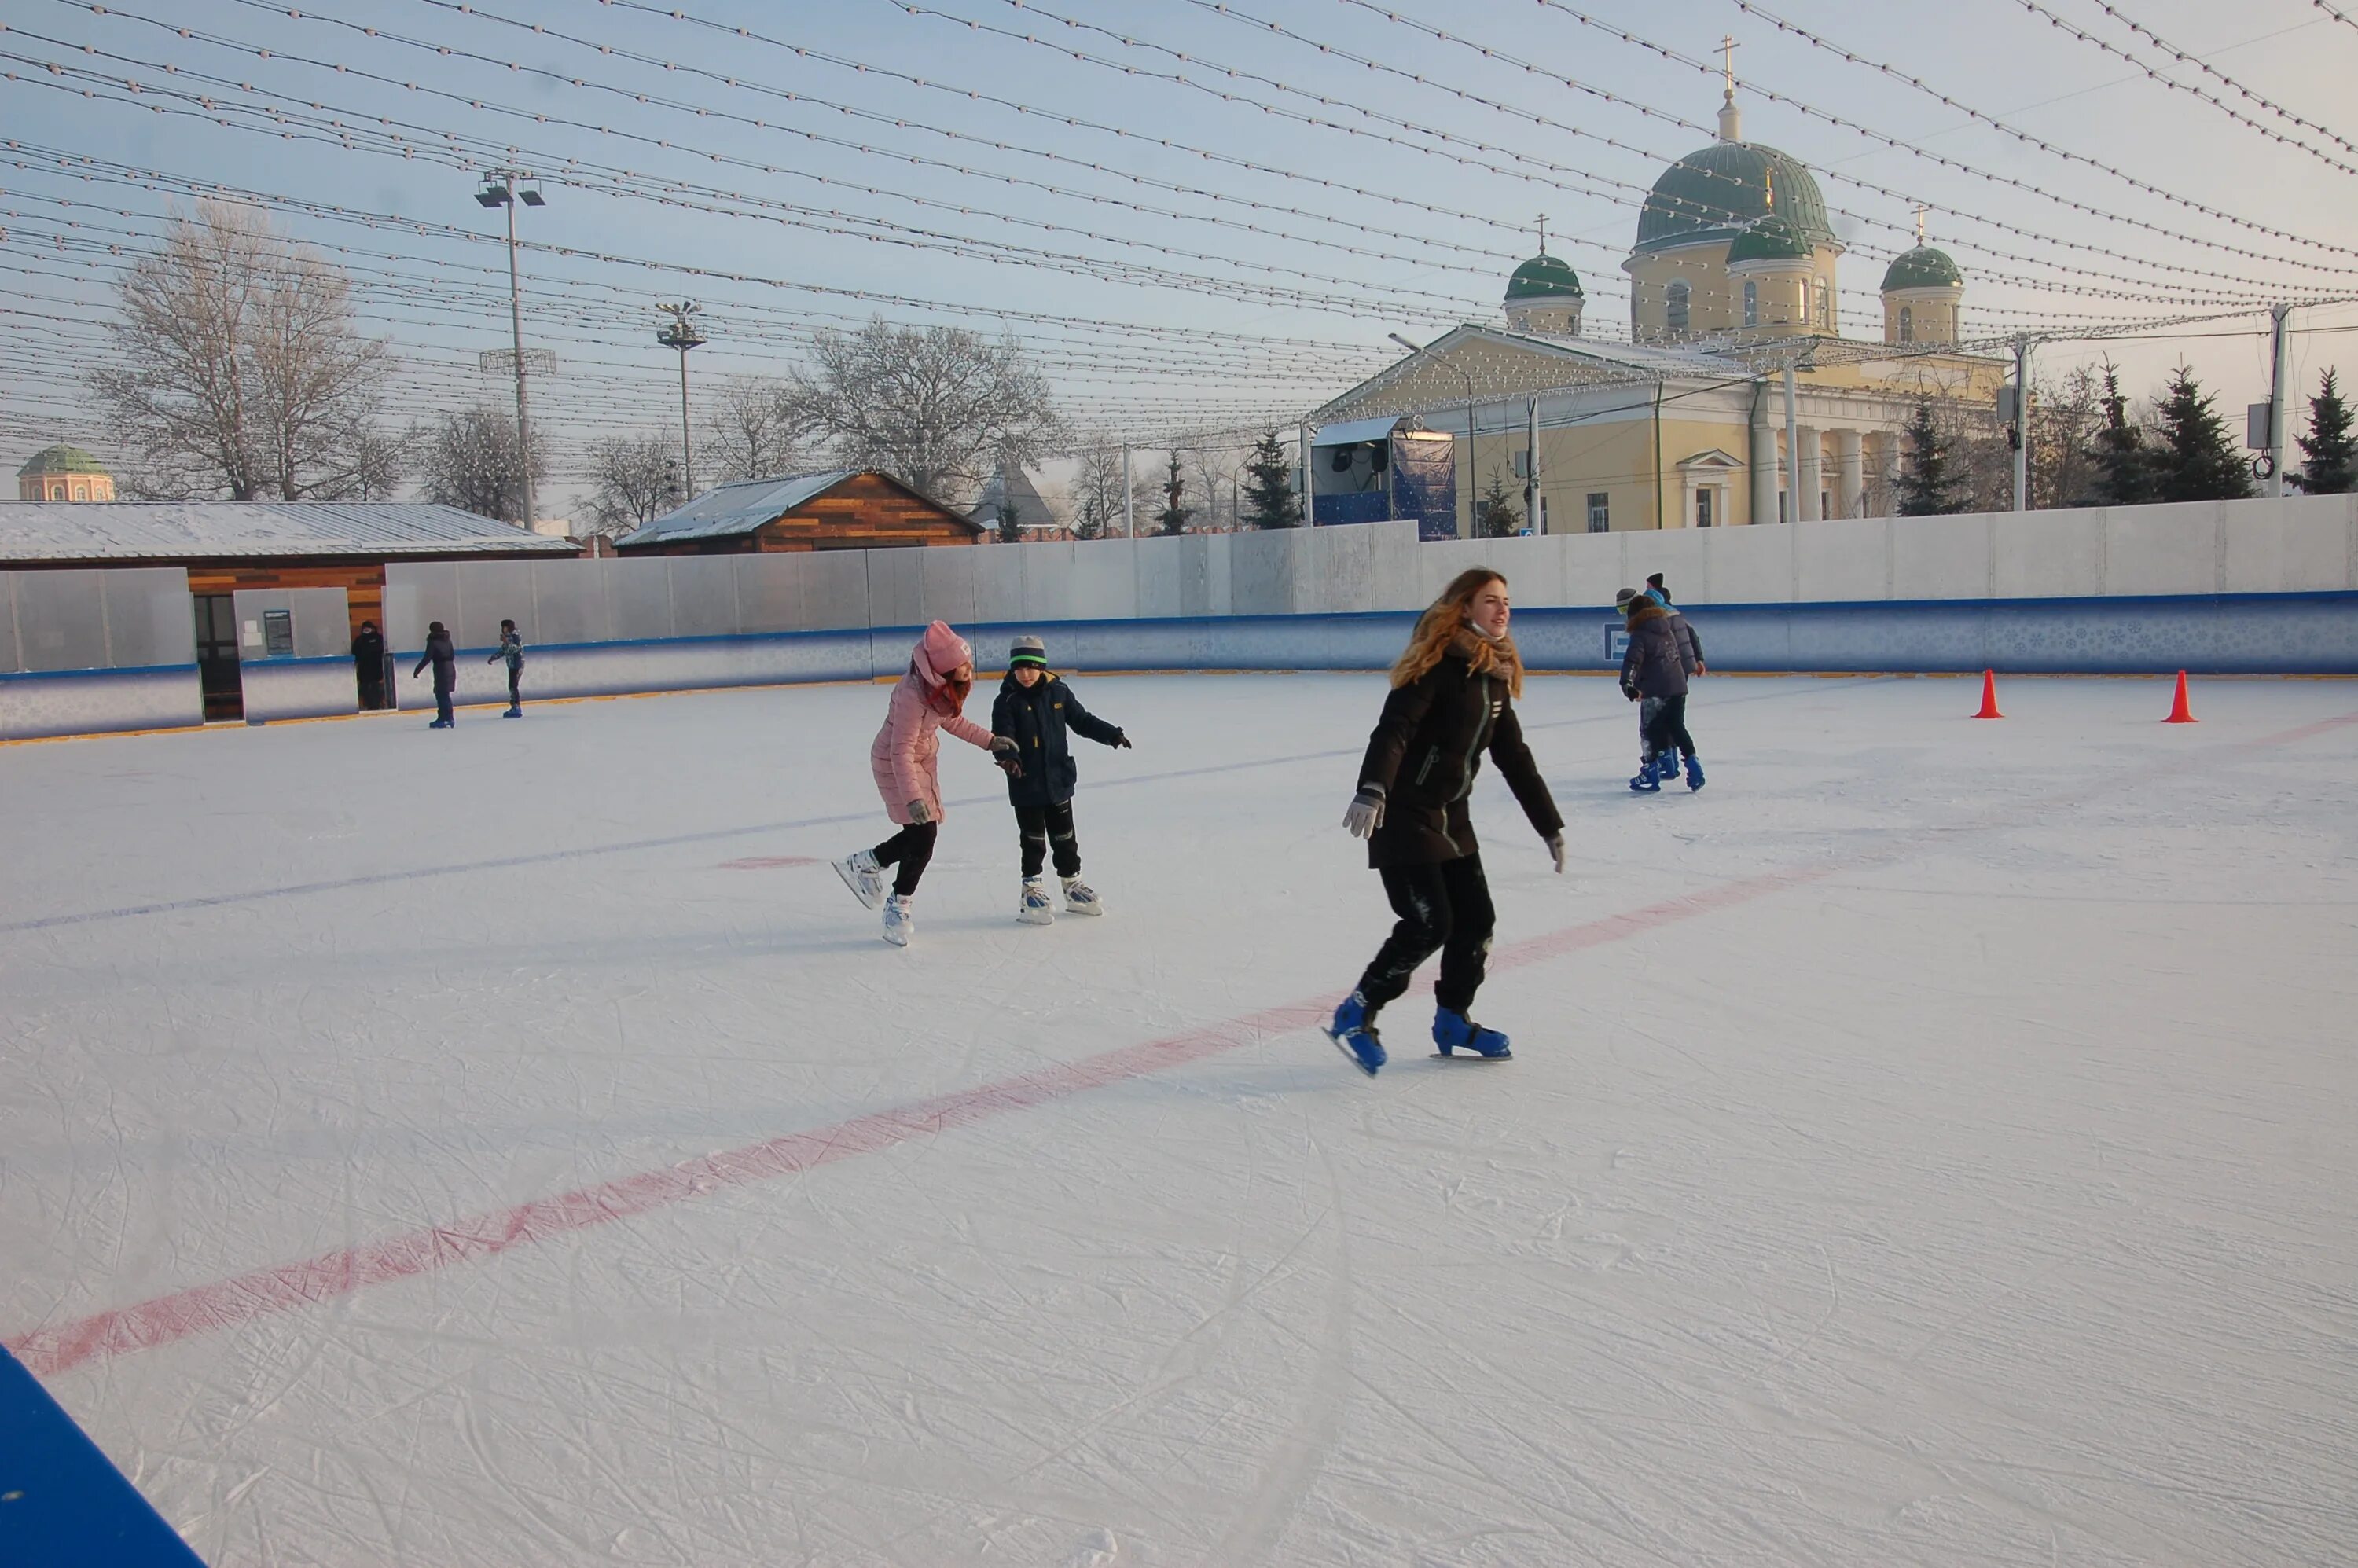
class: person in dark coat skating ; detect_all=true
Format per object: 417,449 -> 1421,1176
1328,567 -> 1565,1075
1618,589 -> 1699,791
1641,573 -> 1705,780
351,619 -> 387,710
990,633 -> 1132,924
412,621 -> 457,729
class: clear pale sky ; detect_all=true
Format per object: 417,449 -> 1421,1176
6,0 -> 2355,501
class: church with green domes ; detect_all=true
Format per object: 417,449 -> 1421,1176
1313,83 -> 2004,537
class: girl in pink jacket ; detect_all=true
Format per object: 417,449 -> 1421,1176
834,621 -> 1017,946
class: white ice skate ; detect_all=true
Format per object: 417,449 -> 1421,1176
833,848 -> 884,910
881,894 -> 914,946
1017,878 -> 1056,925
1060,877 -> 1104,916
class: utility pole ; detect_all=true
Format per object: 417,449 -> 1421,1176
1782,365 -> 1799,527
656,301 -> 706,501
475,169 -> 547,530
2267,303 -> 2293,498
2011,336 -> 2033,512
1122,442 -> 1134,539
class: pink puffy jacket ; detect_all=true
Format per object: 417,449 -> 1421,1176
870,621 -> 994,824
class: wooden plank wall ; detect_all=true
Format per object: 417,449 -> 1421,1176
183,563 -> 386,640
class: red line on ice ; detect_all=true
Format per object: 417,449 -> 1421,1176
716,855 -> 823,870
13,707 -> 2353,1379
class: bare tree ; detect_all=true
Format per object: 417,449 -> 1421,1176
89,201 -> 395,501
2028,364 -> 2104,509
789,319 -> 1063,506
418,408 -> 547,523
1070,442 -> 1128,540
705,375 -> 799,483
582,432 -> 680,537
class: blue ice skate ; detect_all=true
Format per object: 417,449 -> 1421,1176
1628,756 -> 1662,793
1433,1007 -> 1511,1059
1326,990 -> 1386,1076
1683,754 -> 1705,791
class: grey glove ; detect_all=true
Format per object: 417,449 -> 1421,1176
1547,834 -> 1566,875
1342,787 -> 1385,839
907,798 -> 934,826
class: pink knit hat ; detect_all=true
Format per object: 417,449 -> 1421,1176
914,620 -> 971,686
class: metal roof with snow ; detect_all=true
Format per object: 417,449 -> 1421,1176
617,470 -> 980,549
0,501 -> 577,563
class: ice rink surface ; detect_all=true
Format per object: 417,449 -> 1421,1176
4,671 -> 2356,1567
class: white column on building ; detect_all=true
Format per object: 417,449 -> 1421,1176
1835,428 -> 1864,520
1796,426 -> 1823,523
1748,379 -> 1777,527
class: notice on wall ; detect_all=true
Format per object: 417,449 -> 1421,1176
241,619 -> 263,649
263,609 -> 295,657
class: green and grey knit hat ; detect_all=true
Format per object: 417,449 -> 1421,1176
1009,634 -> 1049,667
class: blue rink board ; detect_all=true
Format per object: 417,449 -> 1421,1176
0,1346 -> 208,1566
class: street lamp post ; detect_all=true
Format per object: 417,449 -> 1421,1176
475,169 -> 545,530
656,301 -> 706,502
1389,332 -> 1477,538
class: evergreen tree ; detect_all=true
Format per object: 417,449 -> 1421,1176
1474,469 -> 1522,537
994,500 -> 1024,544
2088,363 -> 2158,506
2293,368 -> 2356,495
1240,430 -> 1301,528
1155,450 -> 1193,535
2147,365 -> 2255,503
1894,399 -> 1968,516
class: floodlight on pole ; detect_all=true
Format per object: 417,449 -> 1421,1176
1389,332 -> 1476,538
474,167 -> 543,531
656,301 -> 707,503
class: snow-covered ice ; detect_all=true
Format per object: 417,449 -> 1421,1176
4,672 -> 2355,1566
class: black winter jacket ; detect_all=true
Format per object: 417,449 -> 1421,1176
412,630 -> 457,693
351,628 -> 385,674
1620,604 -> 1689,700
1357,637 -> 1562,868
991,670 -> 1124,807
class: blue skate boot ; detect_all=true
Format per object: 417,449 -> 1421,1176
1326,990 -> 1387,1076
1683,754 -> 1706,791
1629,755 -> 1662,793
1433,1007 -> 1511,1059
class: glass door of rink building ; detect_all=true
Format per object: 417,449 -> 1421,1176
192,593 -> 243,720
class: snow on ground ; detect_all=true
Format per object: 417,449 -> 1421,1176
3,671 -> 2356,1567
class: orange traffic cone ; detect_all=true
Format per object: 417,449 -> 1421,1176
1973,669 -> 2003,719
2163,670 -> 2196,723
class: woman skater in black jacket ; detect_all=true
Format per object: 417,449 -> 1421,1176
1328,568 -> 1565,1075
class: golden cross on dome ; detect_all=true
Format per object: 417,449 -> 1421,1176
1764,166 -> 1776,211
1722,35 -> 1739,101
1536,213 -> 1548,255
1914,204 -> 1929,244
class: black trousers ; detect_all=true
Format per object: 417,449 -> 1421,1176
1014,799 -> 1081,880
506,666 -> 523,707
1643,694 -> 1695,760
872,821 -> 939,898
434,688 -> 454,725
1356,851 -> 1495,1017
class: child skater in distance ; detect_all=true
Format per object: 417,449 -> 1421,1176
1327,568 -> 1566,1076
412,620 -> 457,729
486,618 -> 526,718
1618,587 -> 1699,793
834,621 -> 1020,947
991,633 -> 1132,924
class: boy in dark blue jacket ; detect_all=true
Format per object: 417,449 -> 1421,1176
990,634 -> 1132,923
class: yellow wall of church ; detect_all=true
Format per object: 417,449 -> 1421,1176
1626,244 -> 1840,340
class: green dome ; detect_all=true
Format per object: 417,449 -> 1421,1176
1504,253 -> 1584,301
17,444 -> 108,477
1635,141 -> 1836,256
1881,245 -> 1963,292
1726,214 -> 1813,265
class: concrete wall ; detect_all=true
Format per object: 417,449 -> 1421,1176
234,587 -> 355,723
0,567 -> 200,739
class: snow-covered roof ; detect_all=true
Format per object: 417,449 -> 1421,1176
0,501 -> 578,562
618,472 -> 858,549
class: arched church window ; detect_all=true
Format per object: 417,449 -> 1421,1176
1898,305 -> 1913,343
1666,280 -> 1690,336
1743,280 -> 1757,328
1794,279 -> 1808,325
1816,281 -> 1832,329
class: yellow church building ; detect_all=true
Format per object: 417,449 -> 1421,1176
1310,88 -> 2006,536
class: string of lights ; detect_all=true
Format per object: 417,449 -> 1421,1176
2005,0 -> 2358,171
